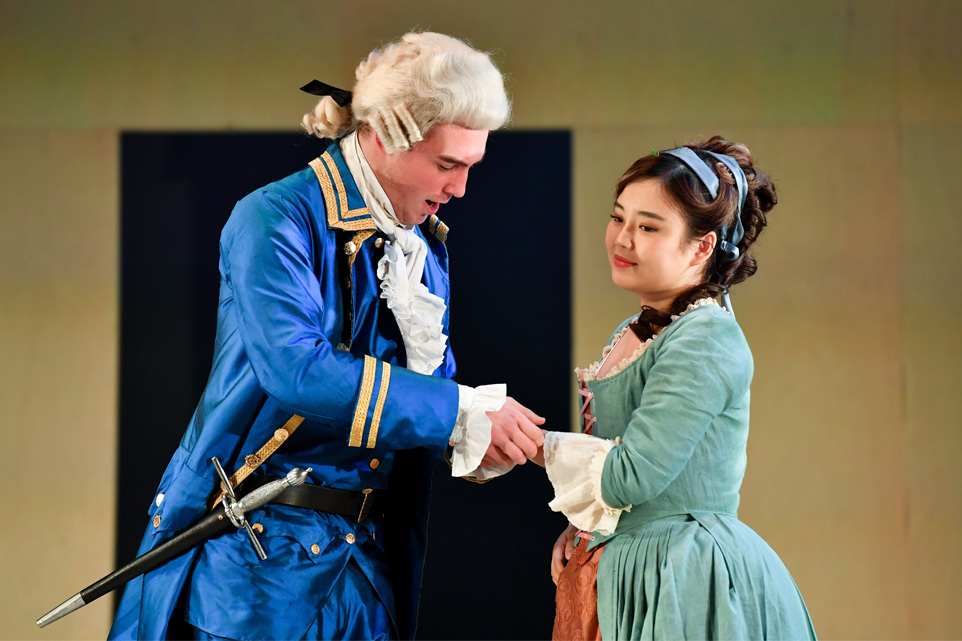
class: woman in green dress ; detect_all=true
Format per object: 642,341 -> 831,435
536,137 -> 816,640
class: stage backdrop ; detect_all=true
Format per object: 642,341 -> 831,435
118,130 -> 571,639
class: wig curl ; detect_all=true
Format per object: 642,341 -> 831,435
302,32 -> 511,152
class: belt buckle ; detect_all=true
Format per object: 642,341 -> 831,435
357,488 -> 374,523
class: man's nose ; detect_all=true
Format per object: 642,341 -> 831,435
444,170 -> 469,198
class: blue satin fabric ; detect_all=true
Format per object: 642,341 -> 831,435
109,141 -> 459,640
186,507 -> 395,640
190,559 -> 395,641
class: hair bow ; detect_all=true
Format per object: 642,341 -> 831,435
299,80 -> 352,107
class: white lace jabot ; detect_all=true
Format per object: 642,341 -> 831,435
340,132 -> 448,376
339,133 -> 506,479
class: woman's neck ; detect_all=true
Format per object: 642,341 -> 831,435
637,291 -> 680,314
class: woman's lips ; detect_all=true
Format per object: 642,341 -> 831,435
613,254 -> 637,268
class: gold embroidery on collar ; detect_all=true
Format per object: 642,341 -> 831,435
309,155 -> 375,231
320,152 -> 375,229
308,157 -> 339,228
427,214 -> 449,243
349,356 -> 377,447
321,152 -> 348,213
367,362 -> 391,448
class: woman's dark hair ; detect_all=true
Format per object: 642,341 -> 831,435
620,135 -> 777,340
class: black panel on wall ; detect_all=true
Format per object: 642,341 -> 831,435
119,130 -> 571,639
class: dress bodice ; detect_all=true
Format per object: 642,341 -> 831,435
578,301 -> 754,546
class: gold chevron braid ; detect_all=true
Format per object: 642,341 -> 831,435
319,153 -> 374,229
309,158 -> 340,228
349,356 -> 377,447
321,152 -> 348,213
210,414 -> 306,509
367,362 -> 391,448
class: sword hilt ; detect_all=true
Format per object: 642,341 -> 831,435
210,457 -> 311,561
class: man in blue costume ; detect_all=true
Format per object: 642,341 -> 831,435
109,32 -> 544,641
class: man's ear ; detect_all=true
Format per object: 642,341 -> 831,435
691,231 -> 717,267
373,132 -> 387,154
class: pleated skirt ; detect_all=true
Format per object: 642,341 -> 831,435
596,513 -> 817,640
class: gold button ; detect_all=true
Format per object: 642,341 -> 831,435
311,543 -> 320,555
152,515 -> 162,528
252,523 -> 264,534
345,533 -> 356,545
374,238 -> 384,249
343,241 -> 357,255
370,458 -> 380,470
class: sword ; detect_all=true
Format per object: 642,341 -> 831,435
36,458 -> 311,628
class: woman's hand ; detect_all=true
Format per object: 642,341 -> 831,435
528,429 -> 547,467
550,523 -> 578,585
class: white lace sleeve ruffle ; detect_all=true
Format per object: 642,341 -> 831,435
449,383 -> 514,479
544,431 -> 629,535
376,239 -> 448,375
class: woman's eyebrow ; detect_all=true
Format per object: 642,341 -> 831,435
614,201 -> 666,221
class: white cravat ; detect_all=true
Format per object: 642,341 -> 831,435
339,132 -> 507,479
341,131 -> 448,376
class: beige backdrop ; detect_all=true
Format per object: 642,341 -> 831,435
2,1 -> 960,639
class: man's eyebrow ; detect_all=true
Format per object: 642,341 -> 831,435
613,200 -> 667,221
439,155 -> 482,167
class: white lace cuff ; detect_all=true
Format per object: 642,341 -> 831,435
544,431 -> 629,535
377,241 -> 448,375
449,383 -> 512,479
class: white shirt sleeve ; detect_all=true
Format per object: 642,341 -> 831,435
544,430 -> 630,535
448,383 -> 515,479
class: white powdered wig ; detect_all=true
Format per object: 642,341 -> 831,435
302,32 -> 511,152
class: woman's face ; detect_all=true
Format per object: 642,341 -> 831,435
605,179 -> 715,311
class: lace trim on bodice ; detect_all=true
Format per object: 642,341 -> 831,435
575,297 -> 721,383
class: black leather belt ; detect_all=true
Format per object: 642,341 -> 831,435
240,475 -> 381,523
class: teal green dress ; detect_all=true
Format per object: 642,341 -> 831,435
581,303 -> 816,640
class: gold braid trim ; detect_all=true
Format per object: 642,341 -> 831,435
349,356 -> 377,447
321,152 -> 348,213
367,362 -> 391,448
319,153 -> 374,230
428,214 -> 449,243
308,158 -> 340,229
210,414 -> 305,509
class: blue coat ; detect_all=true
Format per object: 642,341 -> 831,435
109,141 -> 461,640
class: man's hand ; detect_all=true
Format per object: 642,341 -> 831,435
480,397 -> 545,467
551,524 -> 578,585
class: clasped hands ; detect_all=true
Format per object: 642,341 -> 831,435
481,396 -> 546,467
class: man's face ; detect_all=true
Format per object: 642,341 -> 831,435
374,123 -> 489,225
